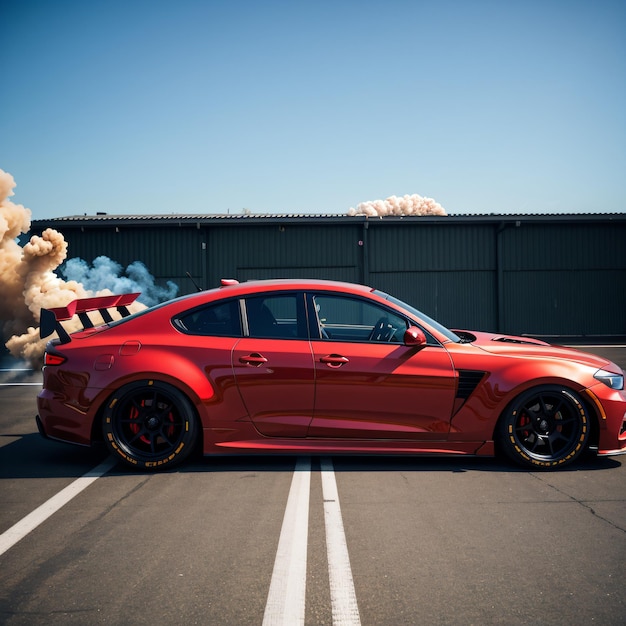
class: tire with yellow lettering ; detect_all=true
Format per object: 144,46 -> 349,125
497,385 -> 590,469
103,380 -> 198,470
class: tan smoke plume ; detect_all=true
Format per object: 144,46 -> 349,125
348,193 -> 447,217
0,169 -> 145,366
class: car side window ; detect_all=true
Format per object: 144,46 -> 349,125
313,295 -> 408,342
175,299 -> 242,336
246,294 -> 306,339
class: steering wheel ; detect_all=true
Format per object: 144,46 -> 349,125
368,317 -> 393,342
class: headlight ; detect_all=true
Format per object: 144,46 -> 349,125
594,369 -> 624,390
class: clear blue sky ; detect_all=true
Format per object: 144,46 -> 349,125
2,0 -> 625,220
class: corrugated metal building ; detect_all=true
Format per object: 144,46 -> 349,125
30,213 -> 626,338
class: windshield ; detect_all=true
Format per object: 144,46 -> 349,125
375,291 -> 461,343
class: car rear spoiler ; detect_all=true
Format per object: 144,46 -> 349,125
40,293 -> 141,344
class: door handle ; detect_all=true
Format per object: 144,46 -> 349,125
320,354 -> 349,368
239,353 -> 268,366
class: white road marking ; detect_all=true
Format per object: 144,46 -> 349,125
263,457 -> 361,625
263,456 -> 311,626
0,383 -> 42,386
0,367 -> 41,386
0,457 -> 117,557
321,458 -> 361,626
3,452 -> 361,623
564,344 -> 626,348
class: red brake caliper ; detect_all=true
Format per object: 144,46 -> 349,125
128,399 -> 175,444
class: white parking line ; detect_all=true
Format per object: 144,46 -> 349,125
3,453 -> 361,623
564,344 -> 626,348
0,383 -> 42,386
321,458 -> 361,626
263,457 -> 361,625
0,367 -> 41,386
263,457 -> 311,625
0,457 -> 117,557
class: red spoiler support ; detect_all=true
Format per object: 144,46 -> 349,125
40,293 -> 141,344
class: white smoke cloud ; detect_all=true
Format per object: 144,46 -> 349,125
0,168 -> 178,366
348,193 -> 447,217
62,257 -> 178,308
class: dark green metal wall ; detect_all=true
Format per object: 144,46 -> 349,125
32,215 -> 626,337
366,223 -> 498,330
499,222 -> 626,335
205,224 -> 362,284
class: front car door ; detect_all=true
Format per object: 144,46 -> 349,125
307,293 -> 456,440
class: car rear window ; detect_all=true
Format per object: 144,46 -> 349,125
174,299 -> 242,336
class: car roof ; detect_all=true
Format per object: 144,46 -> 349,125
163,278 -> 377,310
217,278 -> 374,295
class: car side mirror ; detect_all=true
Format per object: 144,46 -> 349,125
404,326 -> 427,347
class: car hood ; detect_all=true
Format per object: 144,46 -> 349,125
453,329 -> 615,370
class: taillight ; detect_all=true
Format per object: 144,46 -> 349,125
44,352 -> 66,366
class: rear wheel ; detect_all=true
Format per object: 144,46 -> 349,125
497,385 -> 590,469
103,380 -> 198,470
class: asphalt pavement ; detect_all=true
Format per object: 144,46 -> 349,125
1,347 -> 625,625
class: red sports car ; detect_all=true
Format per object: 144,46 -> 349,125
36,279 -> 626,470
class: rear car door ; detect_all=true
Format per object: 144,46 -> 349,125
307,293 -> 456,440
232,292 -> 315,437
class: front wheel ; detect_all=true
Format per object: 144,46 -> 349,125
103,380 -> 198,470
497,385 -> 590,469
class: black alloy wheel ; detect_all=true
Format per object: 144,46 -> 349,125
103,380 -> 198,470
497,385 -> 591,469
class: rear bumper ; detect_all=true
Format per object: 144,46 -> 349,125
37,387 -> 95,446
35,414 -> 48,439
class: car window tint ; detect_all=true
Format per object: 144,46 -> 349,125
176,299 -> 242,336
246,294 -> 305,339
313,295 -> 408,343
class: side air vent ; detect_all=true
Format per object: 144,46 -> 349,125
456,370 -> 486,400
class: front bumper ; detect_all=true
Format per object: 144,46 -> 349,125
587,384 -> 626,456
